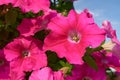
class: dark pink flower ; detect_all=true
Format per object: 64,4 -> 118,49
29,67 -> 64,80
13,0 -> 50,13
66,64 -> 106,80
91,51 -> 120,75
105,52 -> 120,72
93,51 -> 120,72
4,36 -> 47,72
0,49 -> 10,80
39,10 -> 58,29
66,51 -> 108,80
44,9 -> 105,64
102,41 -> 120,63
17,10 -> 57,37
17,18 -> 41,37
10,70 -> 25,80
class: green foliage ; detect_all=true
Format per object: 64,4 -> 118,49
106,68 -> 117,80
0,1 -> 110,79
0,4 -> 44,48
46,50 -> 73,74
0,27 -> 19,48
50,0 -> 74,16
59,60 -> 73,75
83,54 -> 98,71
5,8 -> 18,25
83,41 -> 104,70
34,29 -> 50,42
0,0 -> 74,49
82,45 -> 104,71
24,71 -> 32,80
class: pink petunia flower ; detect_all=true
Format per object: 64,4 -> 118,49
29,67 -> 64,80
112,43 -> 120,59
17,18 -> 41,37
102,20 -> 119,44
10,70 -> 25,80
4,36 -> 47,72
105,53 -> 120,72
12,0 -> 50,13
17,10 -> 57,37
0,0 -> 14,5
39,9 -> 58,29
44,9 -> 105,64
92,51 -> 120,75
102,20 -> 120,61
66,51 -> 109,80
93,51 -> 120,73
0,0 -> 50,13
0,49 -> 10,80
66,64 -> 106,80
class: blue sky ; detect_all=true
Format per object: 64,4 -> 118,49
73,0 -> 120,40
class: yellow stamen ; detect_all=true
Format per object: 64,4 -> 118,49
72,36 -> 79,42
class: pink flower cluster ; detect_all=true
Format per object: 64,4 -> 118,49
0,0 -> 120,80
0,0 -> 50,13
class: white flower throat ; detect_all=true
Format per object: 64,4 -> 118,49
68,30 -> 81,43
22,50 -> 30,57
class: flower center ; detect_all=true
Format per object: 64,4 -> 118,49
68,30 -> 81,43
0,59 -> 4,66
22,50 -> 30,58
72,35 -> 80,42
82,77 -> 92,80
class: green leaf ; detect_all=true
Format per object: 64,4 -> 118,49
46,50 -> 59,64
59,60 -> 66,66
5,9 -> 18,25
92,46 -> 103,52
83,54 -> 98,71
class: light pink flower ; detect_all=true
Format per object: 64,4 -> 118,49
102,20 -> 119,44
17,10 -> 57,37
44,9 -> 105,64
0,49 -> 10,80
102,20 -> 120,62
4,36 -> 47,72
110,43 -> 120,61
103,42 -> 120,62
29,67 -> 64,80
13,0 -> 50,13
